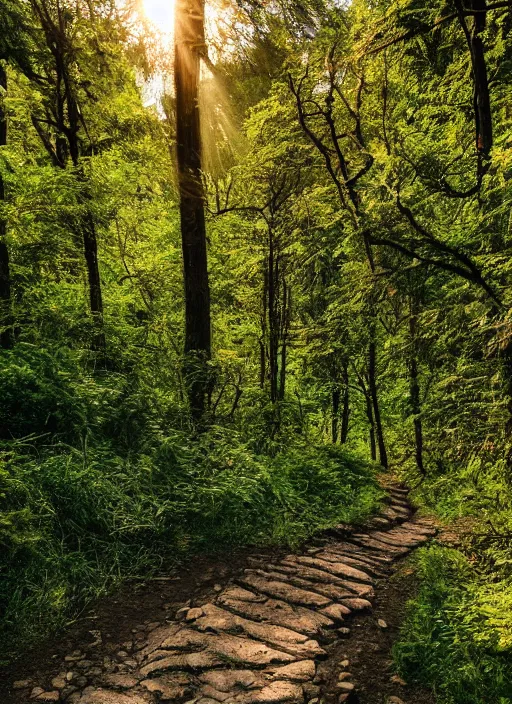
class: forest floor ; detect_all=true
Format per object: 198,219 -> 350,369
1,483 -> 438,704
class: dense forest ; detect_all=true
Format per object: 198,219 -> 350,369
1,0 -> 512,701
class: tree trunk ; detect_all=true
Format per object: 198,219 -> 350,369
340,361 -> 350,444
409,303 -> 425,475
368,329 -> 388,468
365,390 -> 377,461
175,0 -> 211,420
0,63 -> 13,350
332,386 -> 340,443
268,230 -> 278,403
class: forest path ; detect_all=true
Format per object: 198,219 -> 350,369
9,485 -> 437,704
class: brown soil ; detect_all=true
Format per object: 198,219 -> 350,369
0,545 -> 286,704
318,558 -> 435,704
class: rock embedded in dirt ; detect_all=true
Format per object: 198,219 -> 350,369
377,618 -> 388,629
390,675 -> 407,686
336,681 -> 355,692
386,697 -> 406,704
30,686 -> 45,698
35,692 -> 60,702
13,680 -> 32,689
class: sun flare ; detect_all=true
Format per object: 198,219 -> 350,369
141,0 -> 175,34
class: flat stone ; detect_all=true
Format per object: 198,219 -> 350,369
140,673 -> 191,699
77,690 -> 149,704
196,603 -> 308,643
320,604 -> 351,622
13,680 -> 32,689
239,575 -> 331,608
30,687 -> 45,699
51,674 -> 67,689
199,669 -> 259,693
199,684 -> 233,701
266,660 -> 316,682
136,622 -> 183,659
141,632 -> 295,676
140,651 -> 225,677
336,682 -> 354,692
370,531 -> 427,548
103,673 -> 139,688
340,597 -> 372,611
220,586 -> 267,603
248,568 -> 354,602
186,607 -> 205,621
377,619 -> 388,629
235,680 -> 304,702
288,556 -> 372,584
331,543 -> 393,563
36,693 -> 60,702
322,549 -> 391,575
192,604 -> 324,658
348,536 -> 408,555
400,521 -> 437,536
216,595 -> 333,636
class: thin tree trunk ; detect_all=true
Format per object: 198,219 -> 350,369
368,329 -> 388,468
365,390 -> 377,461
278,277 -> 288,401
332,386 -> 340,443
409,302 -> 425,475
175,0 -> 211,420
0,63 -> 13,350
268,230 -> 278,403
340,361 -> 350,444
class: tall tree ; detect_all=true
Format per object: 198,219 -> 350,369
175,0 -> 212,420
0,62 -> 13,349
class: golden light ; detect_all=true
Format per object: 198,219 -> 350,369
140,0 -> 225,43
141,0 -> 175,34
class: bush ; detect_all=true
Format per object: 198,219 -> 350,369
394,545 -> 512,704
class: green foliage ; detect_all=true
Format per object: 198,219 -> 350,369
394,546 -> 512,704
0,406 -> 382,662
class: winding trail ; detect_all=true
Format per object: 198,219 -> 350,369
13,484 -> 436,704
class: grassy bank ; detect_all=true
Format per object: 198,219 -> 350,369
393,462 -> 512,704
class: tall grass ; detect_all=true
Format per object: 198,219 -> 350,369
0,345 -> 383,663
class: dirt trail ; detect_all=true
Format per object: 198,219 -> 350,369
4,484 -> 437,704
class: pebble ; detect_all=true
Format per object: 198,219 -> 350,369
338,672 -> 352,682
30,687 -> 45,699
339,659 -> 350,668
387,698 -> 406,704
13,680 -> 32,689
390,675 -> 407,686
336,681 -> 355,691
51,675 -> 66,690
378,618 -> 389,629
35,692 -> 60,702
338,627 -> 351,637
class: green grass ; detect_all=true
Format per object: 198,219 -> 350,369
393,454 -> 512,704
394,545 -> 512,704
0,428 -> 383,664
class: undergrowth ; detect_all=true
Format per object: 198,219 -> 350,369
394,459 -> 512,704
0,344 -> 383,664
